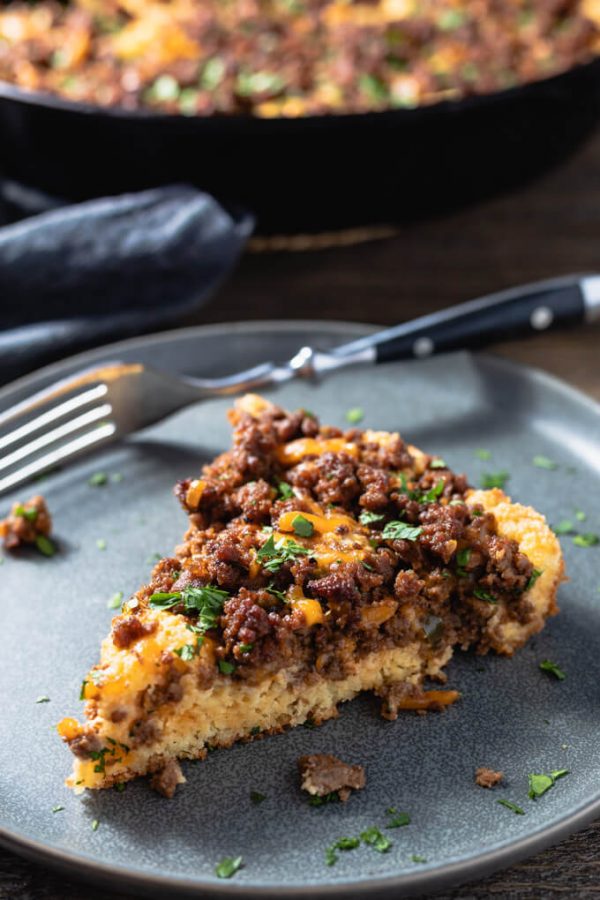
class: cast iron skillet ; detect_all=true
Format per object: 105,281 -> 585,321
0,57 -> 600,233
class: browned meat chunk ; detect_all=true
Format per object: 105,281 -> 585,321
112,616 -> 157,649
0,495 -> 52,551
475,767 -> 504,788
150,760 -> 186,799
298,753 -> 366,802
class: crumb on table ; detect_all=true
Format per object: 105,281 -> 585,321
298,753 -> 366,802
475,766 -> 504,789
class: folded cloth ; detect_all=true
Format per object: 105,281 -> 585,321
0,182 -> 254,383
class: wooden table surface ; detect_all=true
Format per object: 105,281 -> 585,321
3,128 -> 600,900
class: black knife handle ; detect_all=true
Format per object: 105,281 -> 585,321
332,274 -> 593,364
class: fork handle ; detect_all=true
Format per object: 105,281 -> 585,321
332,274 -> 599,363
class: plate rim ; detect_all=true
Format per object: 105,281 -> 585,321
1,318 -> 599,899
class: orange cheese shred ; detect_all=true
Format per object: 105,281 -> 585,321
396,690 -> 461,710
276,438 -> 358,465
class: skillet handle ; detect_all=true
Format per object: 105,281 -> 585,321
332,274 -> 600,364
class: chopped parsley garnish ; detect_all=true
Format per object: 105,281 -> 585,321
79,680 -> 88,700
114,782 -> 126,792
107,591 -> 123,610
36,695 -> 50,703
215,856 -> 243,879
430,458 -> 447,469
539,659 -> 566,681
175,643 -> 199,661
266,584 -> 288,603
480,471 -> 509,489
256,534 -> 310,572
386,807 -> 410,828
497,799 -> 525,815
382,521 -> 422,542
238,643 -> 254,654
553,519 -> 575,535
308,791 -> 339,806
473,587 -> 496,603
218,660 -> 235,675
421,479 -> 445,503
14,504 -> 38,522
292,514 -> 314,538
345,407 -> 364,424
411,854 -> 427,863
52,804 -> 64,813
475,448 -> 492,460
325,836 -> 361,865
89,472 -> 108,487
250,791 -> 266,805
533,455 -> 558,470
91,819 -> 100,831
456,547 -> 471,576
360,827 -> 392,853
572,533 -> 599,548
96,538 -> 107,551
149,585 -> 229,634
35,535 -> 55,557
359,510 -> 385,527
526,569 -> 543,591
575,509 -> 586,522
527,769 -> 569,799
277,481 -> 294,500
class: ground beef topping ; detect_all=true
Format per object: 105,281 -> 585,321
298,753 -> 366,802
131,398 -> 536,691
475,767 -> 504,789
0,1 -> 597,118
0,495 -> 52,551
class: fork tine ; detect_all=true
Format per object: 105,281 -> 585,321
0,404 -> 112,473
0,384 -> 109,451
0,422 -> 117,495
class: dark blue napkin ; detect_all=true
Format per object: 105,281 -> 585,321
0,182 -> 254,382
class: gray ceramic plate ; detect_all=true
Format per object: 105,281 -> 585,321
1,321 -> 599,900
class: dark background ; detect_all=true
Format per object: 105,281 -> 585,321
2,126 -> 600,899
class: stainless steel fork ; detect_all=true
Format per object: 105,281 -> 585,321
1,272 -> 598,495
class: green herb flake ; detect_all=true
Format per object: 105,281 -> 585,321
292,514 -> 314,538
148,74 -> 180,102
456,547 -> 471,576
539,659 -> 566,681
308,791 -> 339,806
497,798 -> 525,815
533,455 -> 558,470
238,643 -> 254,654
114,782 -> 126,793
359,510 -> 385,526
35,535 -> 56,557
411,854 -> 427,863
277,481 -> 294,500
149,585 -> 228,636
250,790 -> 266,805
554,519 -> 575,535
218,660 -> 235,675
360,827 -> 392,853
36,695 -> 50,703
382,521 -> 423,542
215,856 -> 243,879
200,56 -> 226,90
430,458 -> 447,469
15,504 -> 39,522
107,591 -> 123,610
572,533 -> 599,548
575,509 -> 586,522
473,587 -> 496,603
526,568 -> 543,591
96,538 -> 107,551
91,819 -> 100,831
421,479 -> 446,504
325,836 -> 361,865
266,584 -> 288,603
175,643 -> 198,662
237,70 -> 285,96
386,808 -> 411,828
527,769 -> 569,799
79,680 -> 88,701
345,407 -> 364,424
52,804 -> 64,813
89,472 -> 108,487
256,534 -> 310,573
480,471 -> 509,489
475,448 -> 492,460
